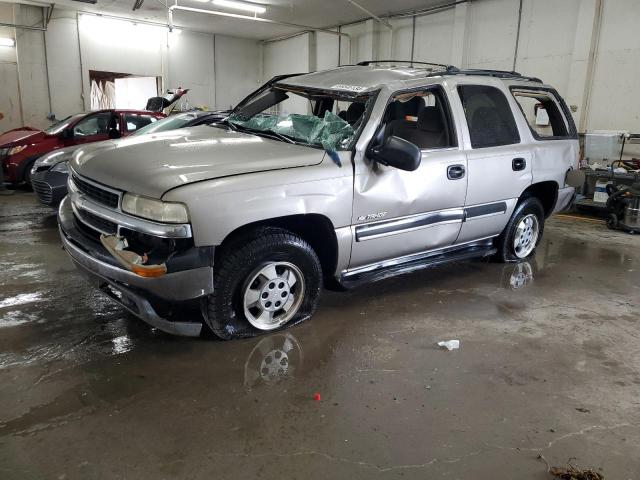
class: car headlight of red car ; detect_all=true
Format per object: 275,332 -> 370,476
8,145 -> 27,156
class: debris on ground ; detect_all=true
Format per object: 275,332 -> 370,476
312,393 -> 321,401
437,340 -> 460,351
538,455 -> 605,480
549,465 -> 605,480
575,407 -> 591,413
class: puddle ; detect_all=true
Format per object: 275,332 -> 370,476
243,332 -> 303,388
0,292 -> 44,308
0,311 -> 40,328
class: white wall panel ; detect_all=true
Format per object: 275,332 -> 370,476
515,0 -> 580,97
0,63 -> 21,131
465,0 -> 519,70
168,30 -> 215,110
586,0 -> 640,133
0,3 -> 16,64
14,5 -> 50,129
263,33 -> 310,80
45,13 -> 83,120
215,35 -> 261,110
414,9 -> 456,65
316,31 -> 339,71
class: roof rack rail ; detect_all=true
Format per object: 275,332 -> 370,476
357,60 -> 452,69
432,67 -> 543,83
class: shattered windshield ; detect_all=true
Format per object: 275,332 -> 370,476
225,86 -> 373,152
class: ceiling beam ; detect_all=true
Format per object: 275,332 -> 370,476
342,0 -> 392,30
169,4 -> 349,37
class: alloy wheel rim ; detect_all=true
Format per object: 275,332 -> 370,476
243,262 -> 305,331
513,213 -> 539,259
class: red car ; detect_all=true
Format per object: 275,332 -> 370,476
0,109 -> 165,185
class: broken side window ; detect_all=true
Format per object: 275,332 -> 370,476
510,88 -> 572,140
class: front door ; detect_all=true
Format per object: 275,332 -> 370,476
349,86 -> 468,269
69,111 -> 119,145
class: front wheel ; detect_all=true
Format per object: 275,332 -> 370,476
205,227 -> 322,340
495,197 -> 545,262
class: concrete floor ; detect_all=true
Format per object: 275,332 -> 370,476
1,191 -> 639,480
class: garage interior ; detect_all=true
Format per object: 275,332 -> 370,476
1,0 -> 639,478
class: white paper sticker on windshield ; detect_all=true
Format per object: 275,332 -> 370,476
331,84 -> 367,92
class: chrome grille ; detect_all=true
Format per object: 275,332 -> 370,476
76,208 -> 118,235
32,180 -> 53,204
71,173 -> 119,209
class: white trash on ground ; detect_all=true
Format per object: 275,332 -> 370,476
437,340 -> 460,351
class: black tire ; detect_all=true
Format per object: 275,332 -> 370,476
23,159 -> 36,186
205,227 -> 322,340
495,197 -> 545,263
606,213 -> 618,230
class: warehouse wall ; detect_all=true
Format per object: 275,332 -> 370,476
261,0 -> 640,134
0,5 -> 261,130
0,3 -> 20,133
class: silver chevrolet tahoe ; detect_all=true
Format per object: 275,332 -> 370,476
58,61 -> 579,339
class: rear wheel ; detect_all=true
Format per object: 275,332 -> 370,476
205,227 -> 322,340
495,197 -> 545,262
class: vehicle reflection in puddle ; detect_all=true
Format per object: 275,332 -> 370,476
496,260 -> 537,290
243,332 -> 303,388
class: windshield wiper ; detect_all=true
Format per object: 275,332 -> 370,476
261,130 -> 296,144
221,120 -> 297,144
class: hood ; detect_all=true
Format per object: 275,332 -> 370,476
71,125 -> 325,198
0,128 -> 45,147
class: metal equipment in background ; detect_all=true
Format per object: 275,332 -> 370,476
606,181 -> 640,233
575,132 -> 640,213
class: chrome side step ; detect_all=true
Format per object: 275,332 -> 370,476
339,239 -> 496,289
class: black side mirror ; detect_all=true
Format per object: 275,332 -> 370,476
60,128 -> 73,140
369,135 -> 422,171
108,129 -> 121,139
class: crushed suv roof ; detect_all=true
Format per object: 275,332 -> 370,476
279,61 -> 543,93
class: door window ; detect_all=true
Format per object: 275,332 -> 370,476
73,112 -> 118,137
510,88 -> 573,139
381,87 -> 456,149
457,85 -> 520,148
124,113 -> 157,133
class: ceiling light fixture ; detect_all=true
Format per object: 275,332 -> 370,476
0,37 -> 15,47
211,0 -> 266,14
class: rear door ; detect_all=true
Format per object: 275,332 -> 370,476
454,83 -> 532,244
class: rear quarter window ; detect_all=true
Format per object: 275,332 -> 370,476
510,88 -> 576,140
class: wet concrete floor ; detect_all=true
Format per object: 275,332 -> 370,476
1,191 -> 639,479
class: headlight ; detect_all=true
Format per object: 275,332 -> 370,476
8,145 -> 27,156
122,193 -> 189,223
50,161 -> 69,173
33,148 -> 77,173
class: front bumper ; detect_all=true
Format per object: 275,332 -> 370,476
32,170 -> 68,207
58,196 -> 214,336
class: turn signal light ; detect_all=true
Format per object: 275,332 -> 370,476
131,264 -> 167,278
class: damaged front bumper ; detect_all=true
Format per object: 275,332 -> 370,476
58,195 -> 214,336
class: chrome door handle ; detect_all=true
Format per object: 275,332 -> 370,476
447,164 -> 465,180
